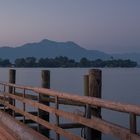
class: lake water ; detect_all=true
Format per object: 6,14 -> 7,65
0,68 -> 140,140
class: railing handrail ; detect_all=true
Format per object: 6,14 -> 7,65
0,92 -> 140,140
0,81 -> 140,140
0,82 -> 140,115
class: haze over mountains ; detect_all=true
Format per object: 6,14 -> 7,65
0,39 -> 140,64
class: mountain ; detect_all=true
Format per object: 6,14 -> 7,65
112,53 -> 140,64
0,39 -> 140,64
0,39 -> 110,61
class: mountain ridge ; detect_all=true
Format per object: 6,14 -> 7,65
0,39 -> 140,63
0,39 -> 110,61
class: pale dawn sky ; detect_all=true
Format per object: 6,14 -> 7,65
0,0 -> 140,53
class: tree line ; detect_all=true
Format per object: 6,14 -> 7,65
0,56 -> 137,67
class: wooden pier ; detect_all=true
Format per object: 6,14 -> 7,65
0,69 -> 140,140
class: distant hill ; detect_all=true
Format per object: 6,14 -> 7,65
0,39 -> 140,64
112,53 -> 140,64
0,39 -> 110,61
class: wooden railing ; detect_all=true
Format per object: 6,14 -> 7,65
0,81 -> 140,140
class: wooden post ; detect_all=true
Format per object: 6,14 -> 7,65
23,89 -> 26,123
55,96 -> 60,140
85,104 -> 92,140
9,69 -> 16,115
88,69 -> 102,140
130,113 -> 137,134
84,74 -> 91,139
39,70 -> 50,137
84,75 -> 89,96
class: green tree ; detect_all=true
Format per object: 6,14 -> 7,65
79,57 -> 91,67
15,58 -> 26,67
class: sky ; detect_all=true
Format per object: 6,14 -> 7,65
0,0 -> 140,53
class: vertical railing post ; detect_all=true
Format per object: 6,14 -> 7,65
39,70 -> 50,138
85,104 -> 92,140
13,86 -> 15,117
84,75 -> 89,96
84,74 -> 91,139
55,96 -> 60,140
3,85 -> 6,112
9,69 -> 16,115
23,89 -> 26,124
130,113 -> 137,134
88,69 -> 102,140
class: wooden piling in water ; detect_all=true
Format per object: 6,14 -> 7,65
84,74 -> 91,139
84,75 -> 89,97
130,113 -> 137,134
0,69 -> 140,140
39,70 -> 50,138
9,69 -> 16,116
88,69 -> 102,140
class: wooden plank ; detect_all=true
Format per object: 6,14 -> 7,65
0,110 -> 49,140
42,97 -> 85,106
4,93 -> 140,140
1,82 -> 140,115
0,129 -> 15,140
0,82 -> 34,90
15,93 -> 85,106
0,93 -> 85,107
0,99 -> 83,140
33,87 -> 140,115
0,122 -> 18,140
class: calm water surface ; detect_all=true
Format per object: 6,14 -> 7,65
0,68 -> 139,140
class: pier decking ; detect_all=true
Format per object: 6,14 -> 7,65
0,69 -> 140,140
0,122 -> 17,140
